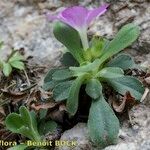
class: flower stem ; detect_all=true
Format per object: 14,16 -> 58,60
79,28 -> 89,50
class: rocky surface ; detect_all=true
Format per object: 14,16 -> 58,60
56,123 -> 93,150
0,0 -> 150,150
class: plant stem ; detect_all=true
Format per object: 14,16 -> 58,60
79,28 -> 89,50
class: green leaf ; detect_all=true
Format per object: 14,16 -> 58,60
97,67 -> 124,78
107,53 -> 135,70
3,62 -> 12,76
53,80 -> 73,101
88,96 -> 120,147
30,111 -> 38,132
43,68 -> 60,90
39,120 -> 57,135
19,106 -> 32,127
5,113 -> 25,133
52,68 -> 73,81
53,22 -> 84,64
66,75 -> 86,116
8,52 -> 24,62
70,59 -> 100,75
5,106 -> 41,141
8,144 -> 28,150
44,68 -> 58,83
39,109 -> 48,120
90,37 -> 109,59
85,79 -> 102,99
5,113 -> 34,139
99,24 -> 140,64
19,107 -> 40,141
0,41 -> 3,49
60,52 -> 79,67
43,81 -> 57,91
0,60 -> 3,68
10,61 -> 25,70
18,126 -> 34,140
5,107 -> 35,140
106,76 -> 144,100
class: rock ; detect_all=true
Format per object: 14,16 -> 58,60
55,123 -> 93,150
104,143 -> 137,150
0,0 -> 62,66
145,77 -> 150,85
140,53 -> 150,72
129,104 -> 150,128
140,140 -> 150,150
89,1 -> 150,54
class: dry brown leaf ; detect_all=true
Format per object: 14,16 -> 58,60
0,89 -> 28,100
125,91 -> 136,107
113,91 -> 136,113
113,98 -> 126,113
0,107 -> 5,116
31,102 -> 58,111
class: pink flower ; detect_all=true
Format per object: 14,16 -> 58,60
47,4 -> 109,49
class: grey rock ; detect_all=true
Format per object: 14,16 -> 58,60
89,1 -> 150,54
0,0 -> 150,150
55,123 -> 93,150
104,143 -> 138,150
140,140 -> 150,150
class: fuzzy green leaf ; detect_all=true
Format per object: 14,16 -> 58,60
8,144 -> 28,150
18,126 -> 34,140
39,109 -> 48,120
107,54 -> 135,70
97,67 -> 124,78
106,76 -> 144,100
53,80 -> 73,101
5,106 -> 40,141
70,59 -> 100,75
0,60 -> 3,68
5,114 -> 33,140
3,62 -> 12,76
0,41 -> 3,49
30,111 -> 38,133
52,68 -> 73,81
44,68 -> 58,83
43,81 -> 57,91
43,68 -> 60,90
88,96 -> 120,147
8,52 -> 24,62
85,79 -> 102,99
60,52 -> 79,67
10,61 -> 25,70
19,106 -> 32,127
99,24 -> 140,64
66,75 -> 86,116
39,120 -> 57,135
53,22 -> 84,64
5,113 -> 25,133
90,37 -> 109,59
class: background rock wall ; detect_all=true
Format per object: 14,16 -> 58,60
0,0 -> 150,149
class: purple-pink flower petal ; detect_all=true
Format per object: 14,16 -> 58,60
86,4 -> 109,25
46,12 -> 58,21
47,4 -> 109,32
46,4 -> 109,49
58,6 -> 88,29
